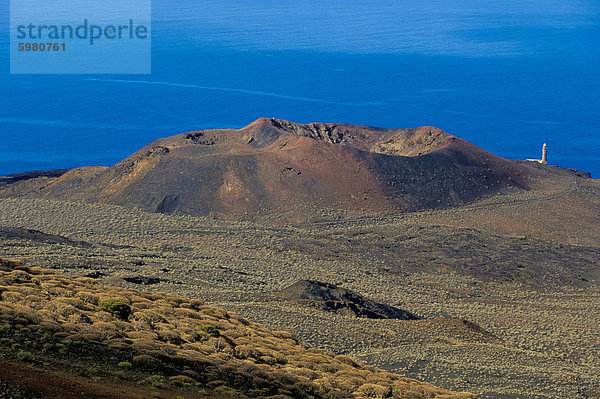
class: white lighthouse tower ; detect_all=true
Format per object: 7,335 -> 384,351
541,143 -> 547,164
527,143 -> 548,164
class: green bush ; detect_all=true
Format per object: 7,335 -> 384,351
55,343 -> 68,354
118,361 -> 132,368
198,324 -> 220,337
145,375 -> 168,389
214,386 -> 248,398
98,299 -> 131,320
169,375 -> 198,387
16,350 -> 34,362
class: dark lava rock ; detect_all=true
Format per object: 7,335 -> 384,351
279,280 -> 419,320
84,271 -> 105,279
0,227 -> 92,248
0,169 -> 69,187
131,260 -> 146,266
123,276 -> 161,285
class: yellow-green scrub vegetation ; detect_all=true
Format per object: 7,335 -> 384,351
0,258 -> 474,398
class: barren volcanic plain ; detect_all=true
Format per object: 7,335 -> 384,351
1,118 -> 599,398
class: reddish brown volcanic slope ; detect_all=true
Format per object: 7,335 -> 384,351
0,118 -> 580,222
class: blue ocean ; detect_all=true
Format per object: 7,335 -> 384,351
1,0 -> 599,176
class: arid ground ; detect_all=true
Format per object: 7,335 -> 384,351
1,169 -> 599,398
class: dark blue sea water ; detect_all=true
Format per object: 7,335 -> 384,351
1,1 -> 599,176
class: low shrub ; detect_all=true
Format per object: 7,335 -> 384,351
198,324 -> 220,337
132,354 -> 161,369
169,374 -> 198,387
98,299 -> 131,320
16,350 -> 34,362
